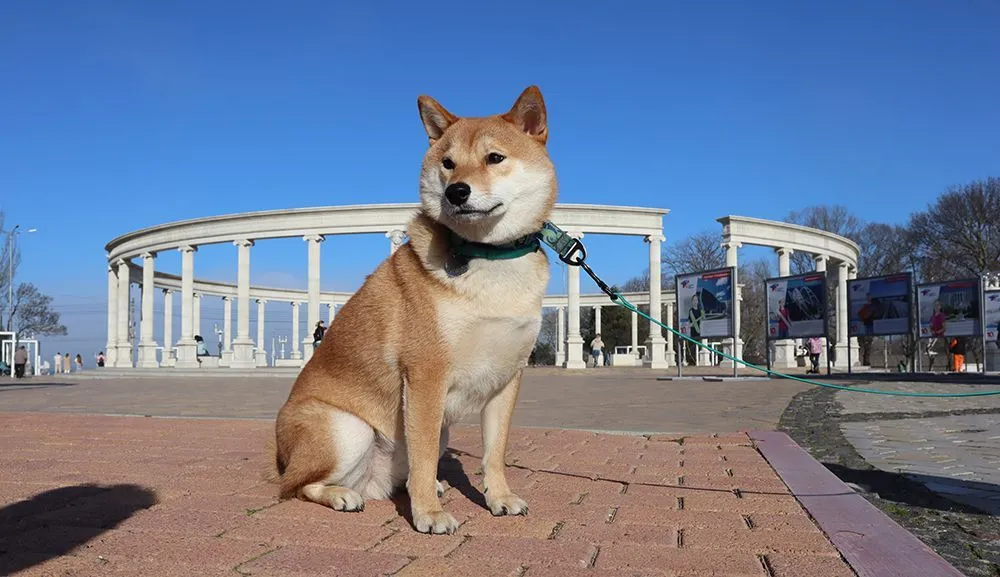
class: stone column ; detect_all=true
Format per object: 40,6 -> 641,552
327,303 -> 336,326
255,299 -> 268,367
722,241 -> 743,365
387,229 -> 407,254
193,294 -> 202,340
137,252 -> 159,368
564,233 -> 585,369
231,239 -> 256,368
290,302 -> 302,361
106,264 -> 118,367
303,235 -> 324,363
646,234 -> 668,368
162,289 -> 174,366
594,306 -> 602,334
220,297 -> 233,366
175,245 -> 199,368
836,262 -> 849,367
114,259 -> 133,367
813,255 -> 829,367
555,306 -> 565,366
774,247 -> 796,368
631,309 -> 639,364
848,266 -> 859,366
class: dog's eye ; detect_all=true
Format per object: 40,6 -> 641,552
487,152 -> 506,165
442,157 -> 455,170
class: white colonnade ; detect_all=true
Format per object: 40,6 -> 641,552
717,216 -> 860,369
104,204 -> 670,370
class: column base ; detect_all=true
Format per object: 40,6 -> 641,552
104,343 -> 117,368
113,343 -> 133,368
175,340 -> 200,368
255,349 -> 269,367
137,342 -> 160,368
833,343 -> 856,369
555,350 -> 565,367
644,338 -> 669,369
302,338 -> 316,363
230,339 -> 256,369
720,339 -> 744,367
564,337 -> 586,369
220,350 -> 233,367
772,341 -> 798,369
291,350 -> 302,361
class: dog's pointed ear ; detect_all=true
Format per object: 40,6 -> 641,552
417,95 -> 458,145
502,86 -> 548,144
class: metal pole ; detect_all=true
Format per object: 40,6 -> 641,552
847,336 -> 853,375
732,336 -> 738,378
826,337 -> 832,376
6,225 -> 16,332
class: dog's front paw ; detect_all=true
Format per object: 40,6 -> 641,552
413,510 -> 460,535
486,493 -> 528,516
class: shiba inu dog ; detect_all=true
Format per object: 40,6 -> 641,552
272,86 -> 557,534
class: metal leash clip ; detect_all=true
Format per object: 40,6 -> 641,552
537,221 -> 616,302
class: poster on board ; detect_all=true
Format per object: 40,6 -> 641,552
766,272 -> 828,340
847,273 -> 913,337
675,267 -> 735,339
916,279 -> 982,338
985,290 -> 1000,343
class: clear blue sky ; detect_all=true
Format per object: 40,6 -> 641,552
2,0 -> 999,362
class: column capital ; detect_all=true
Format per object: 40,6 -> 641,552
178,245 -> 198,254
234,239 -> 255,248
256,298 -> 267,304
162,288 -> 173,295
303,234 -> 325,243
140,251 -> 157,260
114,258 -> 131,269
813,254 -> 829,263
644,233 -> 666,243
775,247 -> 794,257
222,296 -> 232,302
290,301 -> 300,309
722,241 -> 743,250
838,261 -> 850,271
386,229 -> 407,240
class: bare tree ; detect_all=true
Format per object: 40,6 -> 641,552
7,283 -> 67,337
909,176 -> 1000,281
0,212 -> 23,329
738,259 -> 773,364
856,223 -> 913,277
785,205 -> 864,274
662,231 -> 726,278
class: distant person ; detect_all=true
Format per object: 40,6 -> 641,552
75,354 -> 83,372
806,337 -> 823,374
949,337 -> 966,372
313,321 -> 326,349
13,346 -> 28,378
54,352 -> 63,375
96,351 -> 106,367
775,298 -> 791,339
195,335 -> 209,357
589,334 -> 603,367
63,353 -> 71,374
688,294 -> 704,365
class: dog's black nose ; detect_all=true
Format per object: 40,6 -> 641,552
445,182 -> 471,206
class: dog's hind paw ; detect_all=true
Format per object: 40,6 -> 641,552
487,493 -> 528,516
328,488 -> 365,512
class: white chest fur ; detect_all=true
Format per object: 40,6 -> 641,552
434,253 -> 548,424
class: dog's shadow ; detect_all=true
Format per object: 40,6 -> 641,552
391,449 -> 487,525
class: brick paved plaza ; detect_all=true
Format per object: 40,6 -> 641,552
0,367 -> 983,576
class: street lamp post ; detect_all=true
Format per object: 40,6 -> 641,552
5,225 -> 38,332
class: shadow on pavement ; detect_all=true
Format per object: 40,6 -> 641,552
825,462 -> 1000,516
391,449 -> 488,529
0,381 -> 76,390
0,483 -> 158,575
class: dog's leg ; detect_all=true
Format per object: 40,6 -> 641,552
481,371 -> 528,516
404,373 -> 458,534
277,402 -> 375,512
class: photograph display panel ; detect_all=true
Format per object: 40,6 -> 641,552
675,267 -> 735,339
916,279 -> 982,338
766,273 -> 828,340
847,273 -> 912,337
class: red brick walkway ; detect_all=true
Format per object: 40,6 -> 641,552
0,412 -> 853,576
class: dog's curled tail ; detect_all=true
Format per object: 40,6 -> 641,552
263,436 -> 282,485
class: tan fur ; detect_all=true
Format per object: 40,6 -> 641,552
272,86 -> 557,534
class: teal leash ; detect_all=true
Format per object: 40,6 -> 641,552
535,222 -> 1000,398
